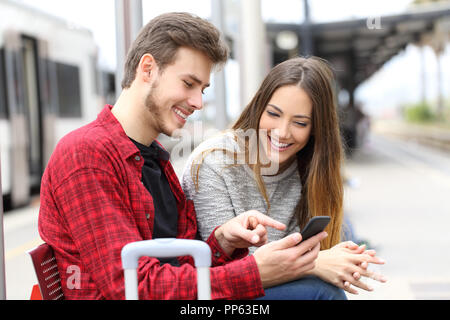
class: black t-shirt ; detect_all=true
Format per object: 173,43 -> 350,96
130,138 -> 179,266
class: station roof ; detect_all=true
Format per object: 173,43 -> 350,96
266,3 -> 450,91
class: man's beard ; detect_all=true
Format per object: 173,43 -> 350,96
144,81 -> 172,137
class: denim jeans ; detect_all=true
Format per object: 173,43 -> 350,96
255,276 -> 347,300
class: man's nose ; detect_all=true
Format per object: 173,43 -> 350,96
187,89 -> 203,110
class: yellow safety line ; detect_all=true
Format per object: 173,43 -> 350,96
5,237 -> 44,261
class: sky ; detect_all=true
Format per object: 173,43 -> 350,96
11,0 -> 450,118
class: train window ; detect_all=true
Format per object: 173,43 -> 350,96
91,55 -> 100,95
102,71 -> 116,106
55,62 -> 82,118
0,48 -> 8,119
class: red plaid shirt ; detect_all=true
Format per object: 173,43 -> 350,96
38,105 -> 264,300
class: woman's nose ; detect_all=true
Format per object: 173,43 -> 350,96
277,121 -> 292,140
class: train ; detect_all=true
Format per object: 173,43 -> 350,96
0,0 -> 115,210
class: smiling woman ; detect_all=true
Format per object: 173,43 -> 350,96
186,56 -> 343,249
230,57 -> 345,248
182,56 -> 386,297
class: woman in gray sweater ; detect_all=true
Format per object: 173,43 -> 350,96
182,57 -> 386,297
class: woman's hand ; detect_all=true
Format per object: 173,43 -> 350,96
310,241 -> 387,295
215,210 -> 286,256
341,241 -> 387,292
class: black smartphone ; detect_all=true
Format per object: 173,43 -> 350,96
299,216 -> 331,242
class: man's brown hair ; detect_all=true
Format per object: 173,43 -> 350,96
121,12 -> 229,89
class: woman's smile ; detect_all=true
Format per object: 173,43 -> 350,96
267,135 -> 293,152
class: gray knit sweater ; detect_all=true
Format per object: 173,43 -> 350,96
181,132 -> 302,253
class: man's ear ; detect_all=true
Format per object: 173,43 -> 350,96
137,53 -> 156,82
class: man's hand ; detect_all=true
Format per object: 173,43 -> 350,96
253,231 -> 328,288
214,210 -> 286,256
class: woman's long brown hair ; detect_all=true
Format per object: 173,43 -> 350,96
231,56 -> 344,249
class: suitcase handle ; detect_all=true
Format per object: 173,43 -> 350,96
121,238 -> 211,300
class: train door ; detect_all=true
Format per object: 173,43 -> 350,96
20,35 -> 43,194
35,39 -> 56,173
3,30 -> 30,207
3,29 -> 58,209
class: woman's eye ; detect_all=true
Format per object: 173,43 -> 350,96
267,110 -> 279,117
183,80 -> 193,88
294,122 -> 308,127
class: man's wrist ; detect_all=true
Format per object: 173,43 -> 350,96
214,226 -> 235,256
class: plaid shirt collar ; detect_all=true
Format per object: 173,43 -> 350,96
98,105 -> 170,163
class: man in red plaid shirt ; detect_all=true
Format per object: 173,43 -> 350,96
39,12 -> 327,300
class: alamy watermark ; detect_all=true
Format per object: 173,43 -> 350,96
170,122 -> 282,176
366,16 -> 382,30
66,265 -> 81,290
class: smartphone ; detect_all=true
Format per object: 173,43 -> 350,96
299,216 -> 331,242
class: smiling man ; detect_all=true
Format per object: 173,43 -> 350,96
112,46 -> 212,146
